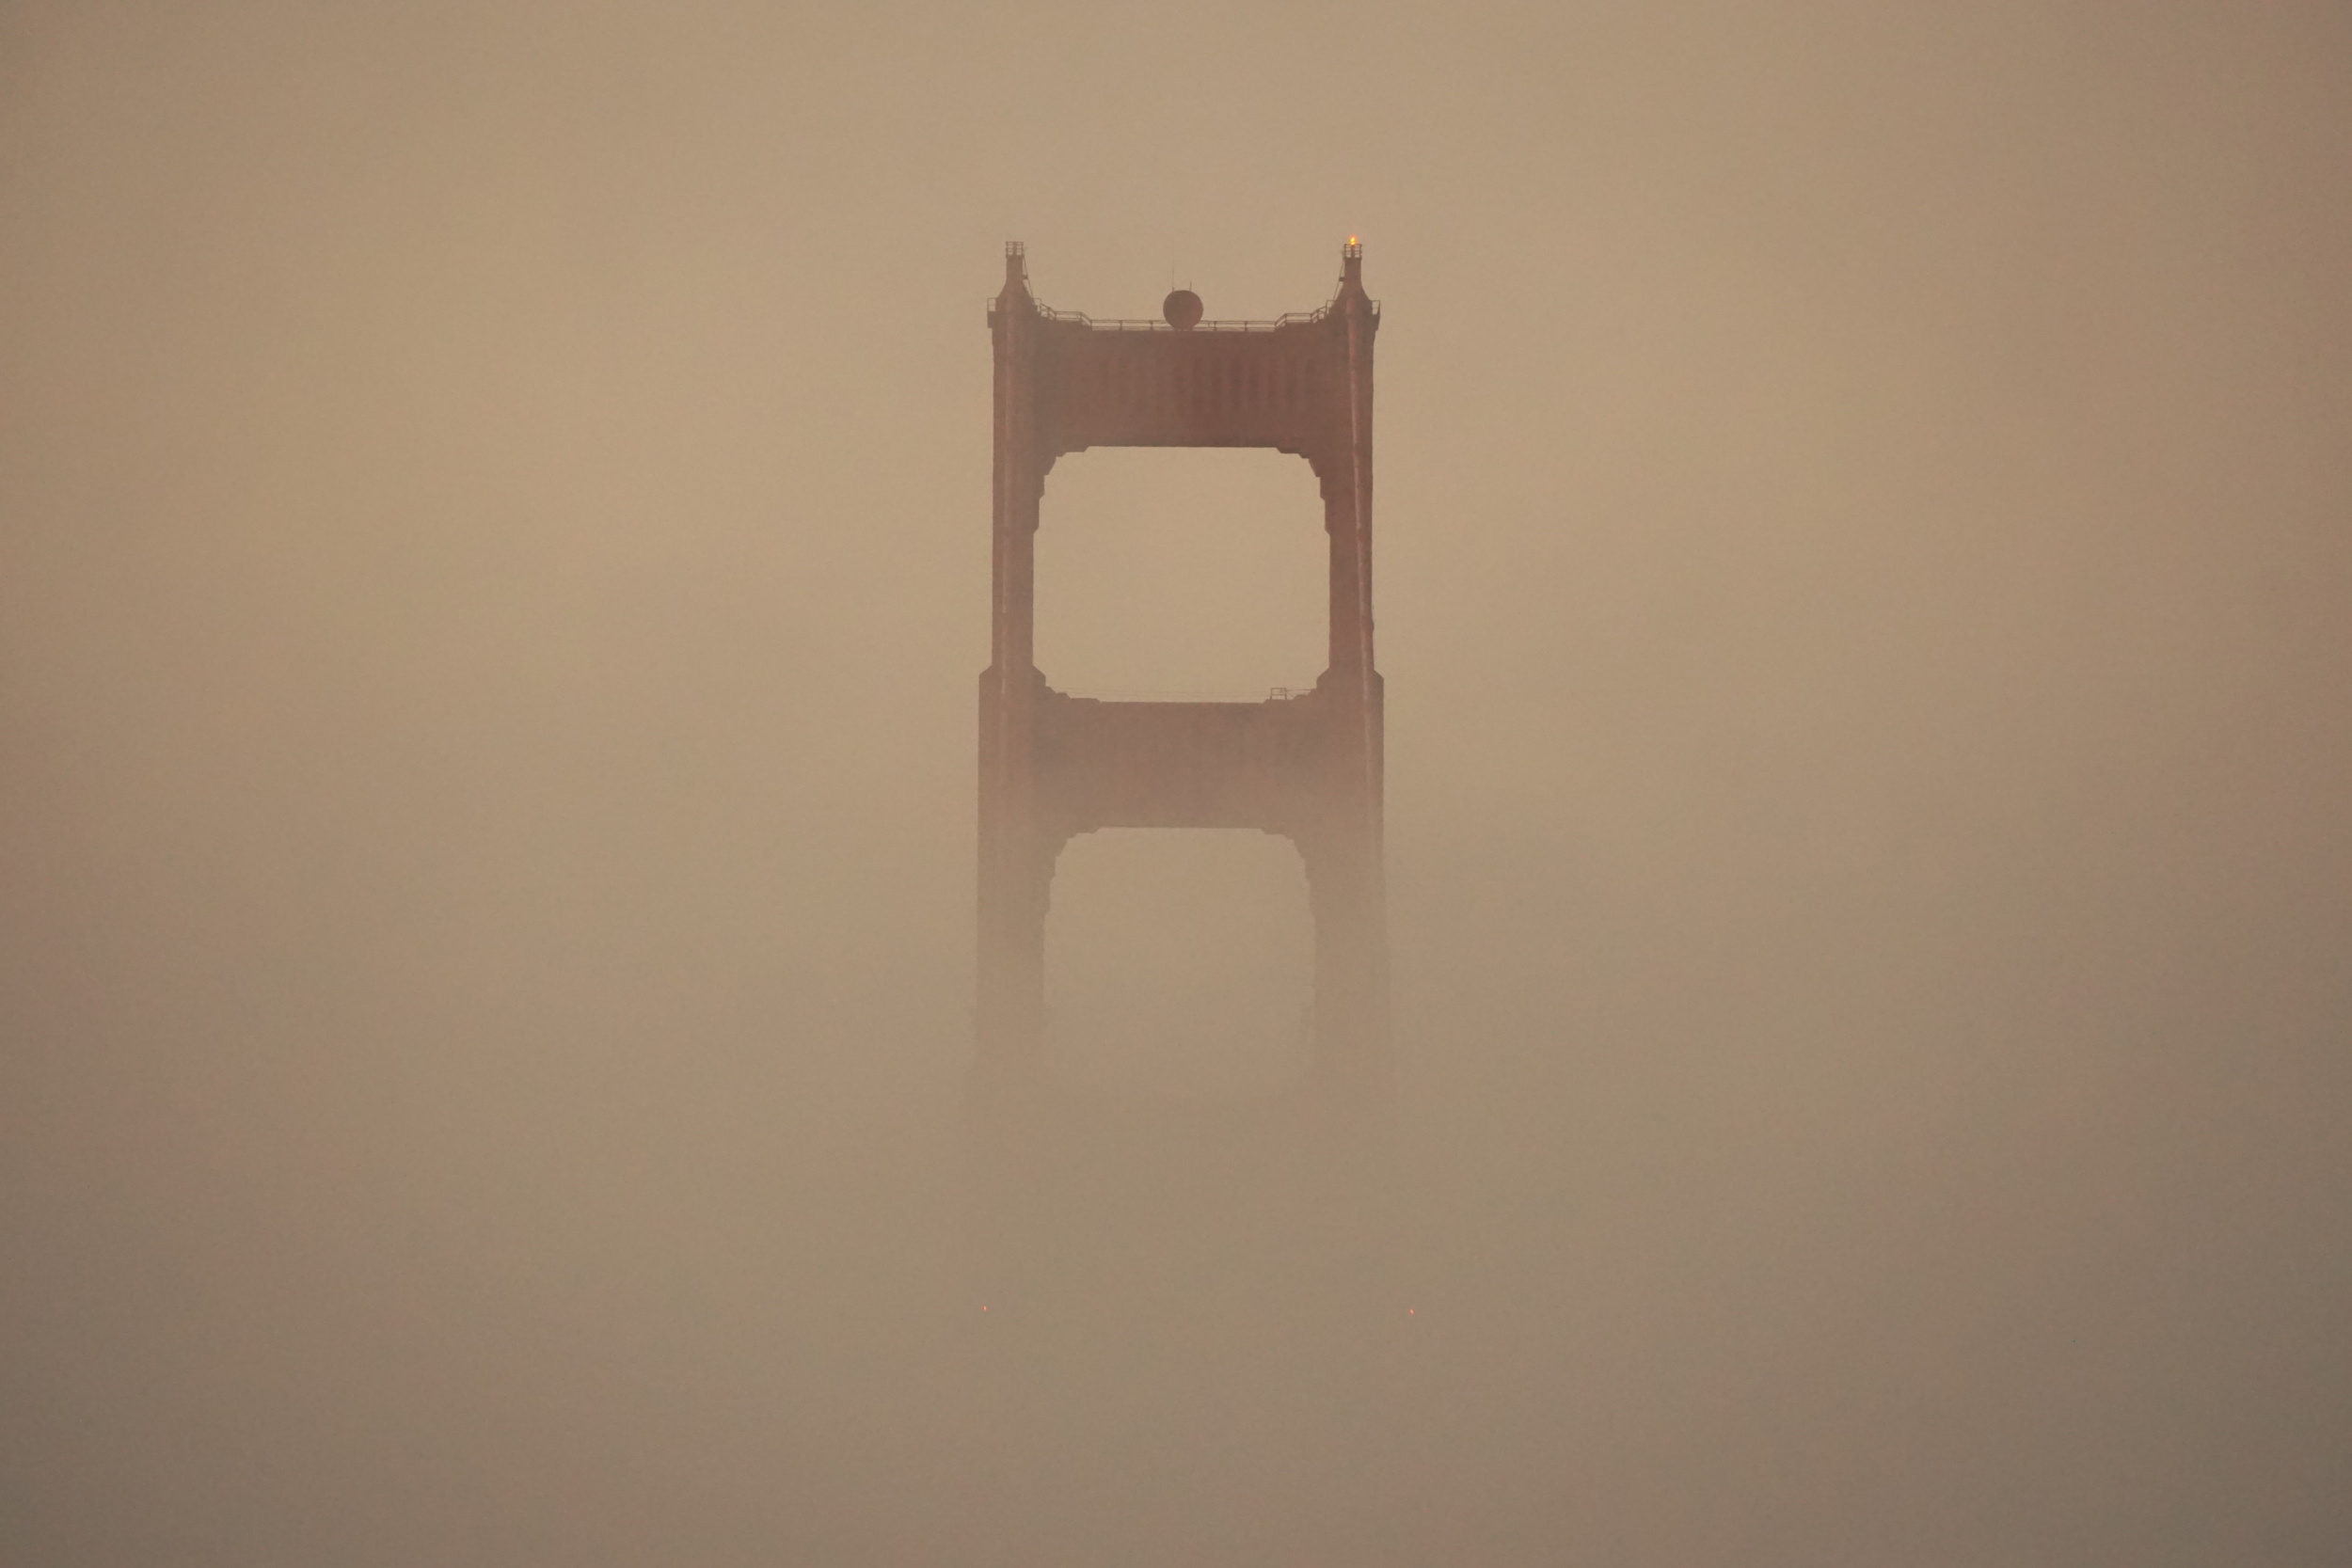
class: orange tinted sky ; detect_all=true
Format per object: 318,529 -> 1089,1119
4,4 -> 2348,1563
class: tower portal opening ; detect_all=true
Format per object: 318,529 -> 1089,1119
1046,829 -> 1312,1100
1036,449 -> 1327,697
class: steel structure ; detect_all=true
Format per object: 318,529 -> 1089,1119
976,241 -> 1388,1101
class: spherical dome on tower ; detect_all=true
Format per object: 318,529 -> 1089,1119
1162,289 -> 1203,330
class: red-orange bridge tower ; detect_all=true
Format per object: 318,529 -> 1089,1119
977,241 -> 1388,1100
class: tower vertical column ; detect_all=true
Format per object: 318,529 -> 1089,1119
1312,239 -> 1389,1096
977,244 -> 1048,1081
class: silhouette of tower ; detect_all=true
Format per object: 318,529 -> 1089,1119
976,241 -> 1387,1104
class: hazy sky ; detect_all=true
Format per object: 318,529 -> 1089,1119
5,4 -> 2348,1564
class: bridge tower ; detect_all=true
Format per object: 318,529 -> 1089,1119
976,241 -> 1387,1104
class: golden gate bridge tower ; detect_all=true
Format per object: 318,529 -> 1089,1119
975,240 -> 1389,1109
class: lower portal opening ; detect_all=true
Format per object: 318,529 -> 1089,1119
1046,829 -> 1311,1099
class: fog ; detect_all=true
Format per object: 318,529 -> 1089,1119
5,3 -> 2348,1563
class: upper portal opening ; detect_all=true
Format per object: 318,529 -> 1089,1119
1036,448 -> 1326,697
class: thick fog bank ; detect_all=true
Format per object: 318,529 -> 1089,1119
5,3 -> 2348,1564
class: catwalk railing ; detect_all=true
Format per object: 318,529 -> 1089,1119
987,299 -> 1378,331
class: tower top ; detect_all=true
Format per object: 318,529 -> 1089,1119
1338,237 -> 1370,307
991,243 -> 1375,333
994,240 -> 1033,317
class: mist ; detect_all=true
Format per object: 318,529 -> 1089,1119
5,3 -> 2348,1564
